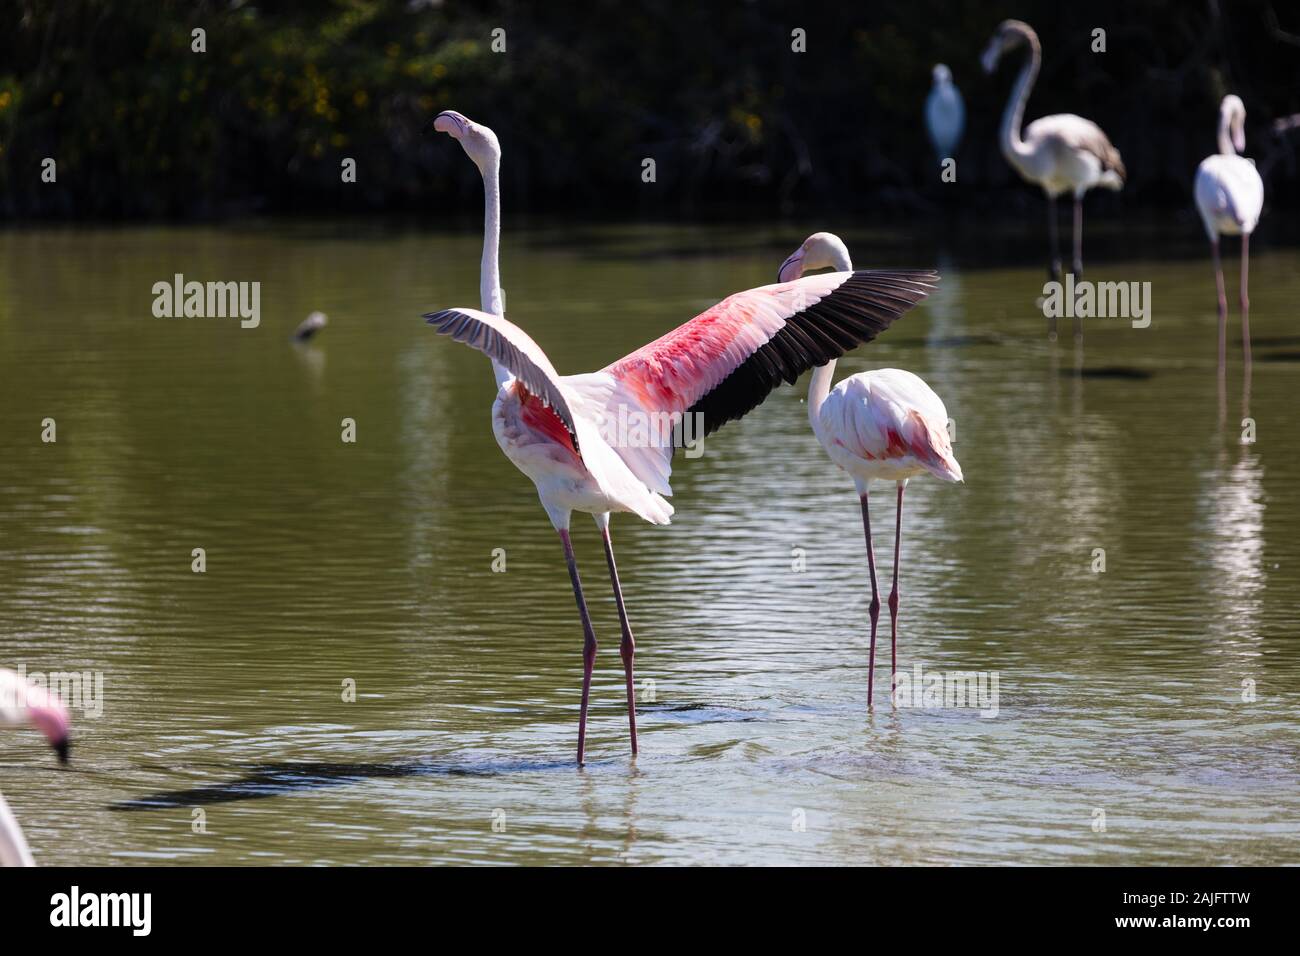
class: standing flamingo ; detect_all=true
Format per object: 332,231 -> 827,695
1195,95 -> 1264,368
778,233 -> 962,707
430,115 -> 936,762
0,668 -> 70,866
925,64 -> 965,164
981,19 -> 1125,339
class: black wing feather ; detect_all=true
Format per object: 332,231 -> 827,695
685,269 -> 937,438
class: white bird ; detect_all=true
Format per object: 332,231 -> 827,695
1194,94 -> 1264,368
0,668 -> 71,867
779,233 -> 962,707
431,112 -> 936,762
925,64 -> 965,163
982,19 -> 1126,339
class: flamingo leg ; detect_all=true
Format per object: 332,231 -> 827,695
1240,233 -> 1252,367
888,482 -> 904,693
859,491 -> 882,708
1072,197 -> 1084,279
1072,196 -> 1084,340
1047,196 -> 1063,281
558,528 -> 598,765
1212,236 -> 1227,372
1046,196 -> 1061,340
599,523 -> 638,756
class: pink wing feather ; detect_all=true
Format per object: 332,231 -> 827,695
598,270 -> 937,495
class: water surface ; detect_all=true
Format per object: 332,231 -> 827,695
1,221 -> 1297,865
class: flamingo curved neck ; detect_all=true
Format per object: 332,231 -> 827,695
999,33 -> 1041,168
478,155 -> 510,388
1216,114 -> 1236,157
807,248 -> 853,435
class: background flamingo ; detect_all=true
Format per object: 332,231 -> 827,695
1195,95 -> 1264,368
430,114 -> 935,762
925,64 -> 965,164
779,233 -> 961,707
0,668 -> 70,866
981,19 -> 1125,340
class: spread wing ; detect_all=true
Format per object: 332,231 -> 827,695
424,307 -> 673,524
425,307 -> 582,448
600,269 -> 938,495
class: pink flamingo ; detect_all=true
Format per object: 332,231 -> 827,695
981,19 -> 1125,339
0,668 -> 71,866
779,233 -> 962,707
1194,95 -> 1264,368
430,115 -> 936,762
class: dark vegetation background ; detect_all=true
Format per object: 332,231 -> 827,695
2,0 -> 1300,222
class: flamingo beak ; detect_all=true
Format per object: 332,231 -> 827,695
1233,124 -> 1246,154
434,110 -> 468,139
778,250 -> 804,283
980,42 -> 1000,75
53,736 -> 69,764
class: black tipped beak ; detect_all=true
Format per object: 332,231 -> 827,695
54,737 -> 69,764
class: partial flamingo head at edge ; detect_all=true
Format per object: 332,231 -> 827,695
0,668 -> 71,763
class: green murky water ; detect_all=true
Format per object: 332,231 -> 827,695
1,221 -> 1297,865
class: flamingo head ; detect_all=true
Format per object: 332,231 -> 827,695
0,668 -> 71,763
1222,95 -> 1247,153
434,110 -> 501,173
982,19 -> 1033,74
932,64 -> 952,87
778,232 -> 852,282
